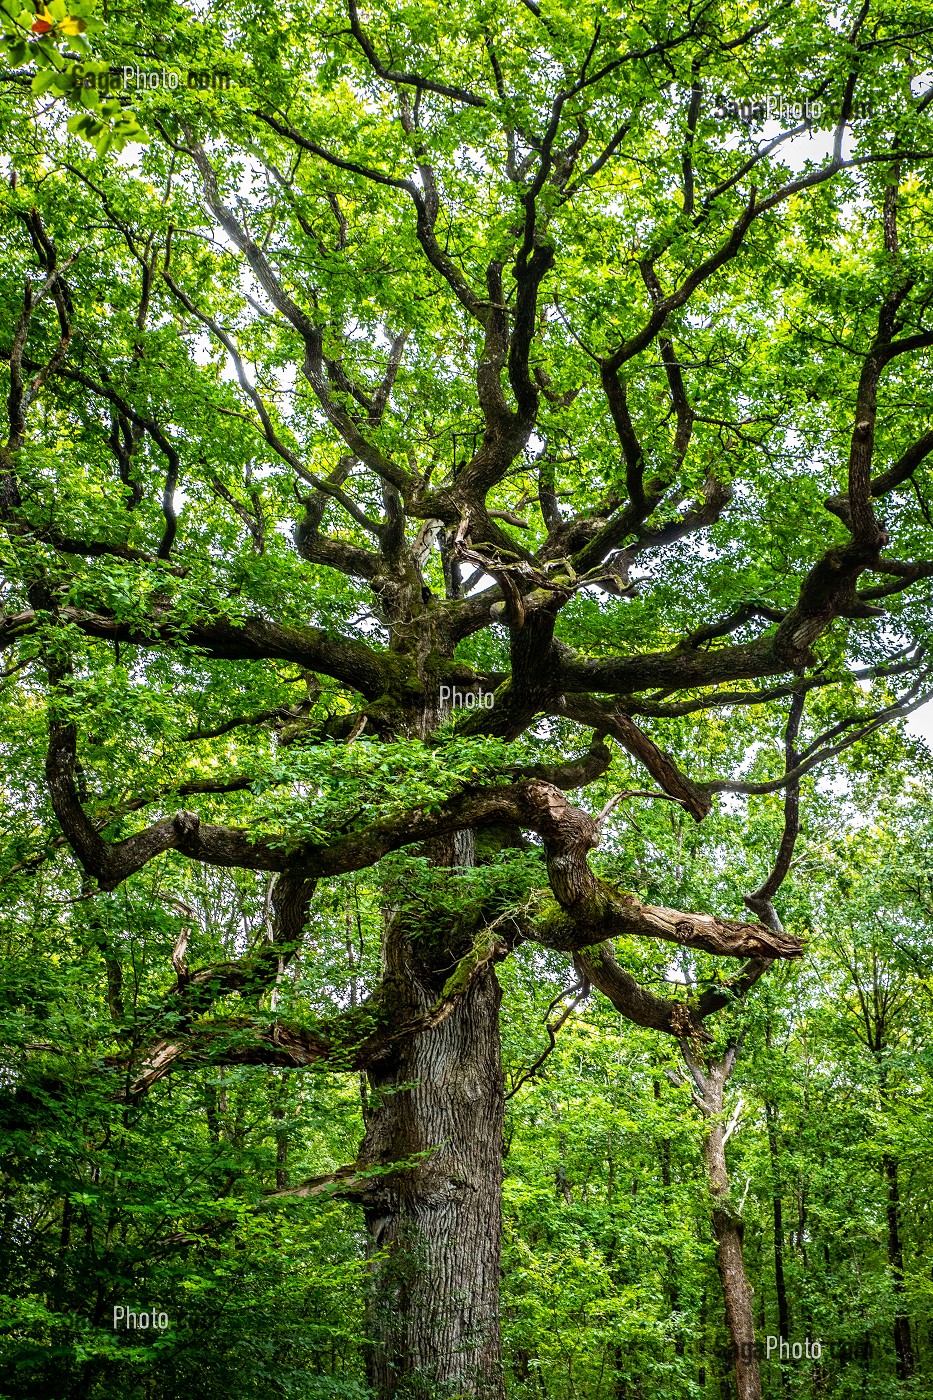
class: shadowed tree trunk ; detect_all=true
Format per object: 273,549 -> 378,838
271,1074 -> 289,1191
352,759 -> 507,1398
884,1152 -> 915,1381
655,1076 -> 686,1356
766,1103 -> 789,1346
833,918 -> 915,1385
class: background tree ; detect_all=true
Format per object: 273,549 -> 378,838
3,0 -> 933,1395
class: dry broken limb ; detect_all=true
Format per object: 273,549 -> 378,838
3,8 -> 933,1395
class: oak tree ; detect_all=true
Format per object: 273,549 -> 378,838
3,0 -> 933,1394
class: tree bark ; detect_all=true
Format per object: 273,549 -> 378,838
271,1073 -> 289,1190
697,1281 -> 708,1392
359,962 -> 505,1399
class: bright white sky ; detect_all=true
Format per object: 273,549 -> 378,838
907,703 -> 933,747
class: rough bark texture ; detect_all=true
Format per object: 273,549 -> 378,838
359,963 -> 505,1399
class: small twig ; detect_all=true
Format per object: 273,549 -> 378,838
505,979 -> 590,1099
595,788 -> 685,829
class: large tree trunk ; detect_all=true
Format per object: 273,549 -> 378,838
359,961 -> 505,1399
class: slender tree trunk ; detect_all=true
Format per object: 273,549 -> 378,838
704,1120 -> 761,1400
682,1046 -> 761,1400
359,962 -> 505,1399
763,1024 -> 789,1344
272,1075 -> 289,1190
883,1152 -> 915,1380
765,1098 -> 790,1394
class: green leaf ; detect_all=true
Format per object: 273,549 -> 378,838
31,67 -> 58,92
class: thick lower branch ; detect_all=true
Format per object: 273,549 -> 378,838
123,918 -> 510,1095
263,1163 -> 371,1203
45,605 -> 390,697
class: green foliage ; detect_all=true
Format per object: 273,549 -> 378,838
0,0 -> 141,151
